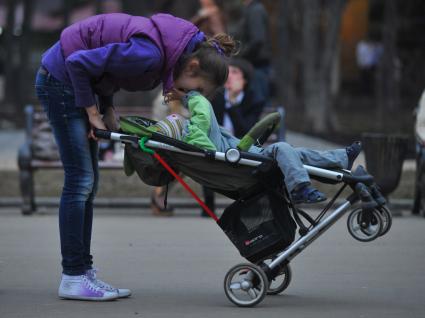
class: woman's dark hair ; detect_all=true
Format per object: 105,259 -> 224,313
174,33 -> 238,87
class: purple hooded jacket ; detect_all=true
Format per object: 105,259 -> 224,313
41,13 -> 201,108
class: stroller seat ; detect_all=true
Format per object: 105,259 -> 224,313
124,139 -> 282,200
120,112 -> 285,200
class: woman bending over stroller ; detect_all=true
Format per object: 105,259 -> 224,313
153,91 -> 362,204
35,12 -> 237,301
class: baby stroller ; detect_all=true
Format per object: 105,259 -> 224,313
94,113 -> 392,307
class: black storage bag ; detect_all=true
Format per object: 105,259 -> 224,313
218,190 -> 296,263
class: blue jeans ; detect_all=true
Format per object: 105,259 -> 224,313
260,142 -> 348,193
35,69 -> 98,275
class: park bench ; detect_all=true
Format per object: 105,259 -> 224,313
17,104 -> 152,215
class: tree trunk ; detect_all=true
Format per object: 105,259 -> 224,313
302,0 -> 322,132
18,0 -> 34,115
277,0 -> 301,112
3,0 -> 18,117
302,0 -> 347,134
376,0 -> 399,131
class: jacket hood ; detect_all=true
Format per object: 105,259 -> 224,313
150,14 -> 200,93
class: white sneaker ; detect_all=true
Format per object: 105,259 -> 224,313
86,269 -> 131,298
58,274 -> 119,301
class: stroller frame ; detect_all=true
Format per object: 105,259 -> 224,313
95,129 -> 391,307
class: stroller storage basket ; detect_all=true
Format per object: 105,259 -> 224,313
218,190 -> 297,263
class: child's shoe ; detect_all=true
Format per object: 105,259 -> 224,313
291,185 -> 327,204
58,274 -> 118,301
346,141 -> 362,170
86,269 -> 131,298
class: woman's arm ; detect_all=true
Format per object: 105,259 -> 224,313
85,105 -> 107,140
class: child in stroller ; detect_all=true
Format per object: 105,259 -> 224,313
150,90 -> 362,204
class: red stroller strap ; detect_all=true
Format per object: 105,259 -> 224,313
153,152 -> 219,222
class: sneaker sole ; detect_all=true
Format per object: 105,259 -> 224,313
102,288 -> 131,298
59,293 -> 118,301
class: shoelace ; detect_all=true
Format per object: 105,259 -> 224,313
82,275 -> 102,292
87,269 -> 117,291
94,278 -> 116,291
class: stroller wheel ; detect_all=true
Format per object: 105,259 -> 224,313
224,263 -> 268,307
266,262 -> 292,295
347,208 -> 383,242
377,205 -> 392,236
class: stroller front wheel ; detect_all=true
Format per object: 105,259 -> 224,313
347,208 -> 383,242
224,263 -> 269,307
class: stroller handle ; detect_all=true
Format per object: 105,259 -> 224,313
94,129 -> 138,144
94,128 -> 112,140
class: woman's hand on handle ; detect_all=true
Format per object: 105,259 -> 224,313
85,105 -> 107,140
103,106 -> 120,131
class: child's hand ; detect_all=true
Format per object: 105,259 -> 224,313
165,88 -> 185,113
165,88 -> 186,103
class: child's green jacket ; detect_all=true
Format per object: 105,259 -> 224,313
182,91 -> 261,153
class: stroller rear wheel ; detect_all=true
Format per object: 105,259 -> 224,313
224,263 -> 269,307
347,208 -> 383,242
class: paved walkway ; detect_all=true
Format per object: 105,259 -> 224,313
0,208 -> 424,317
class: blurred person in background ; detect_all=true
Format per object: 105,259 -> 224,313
413,89 -> 425,216
191,0 -> 226,37
235,0 -> 273,106
356,34 -> 383,95
212,58 -> 264,138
